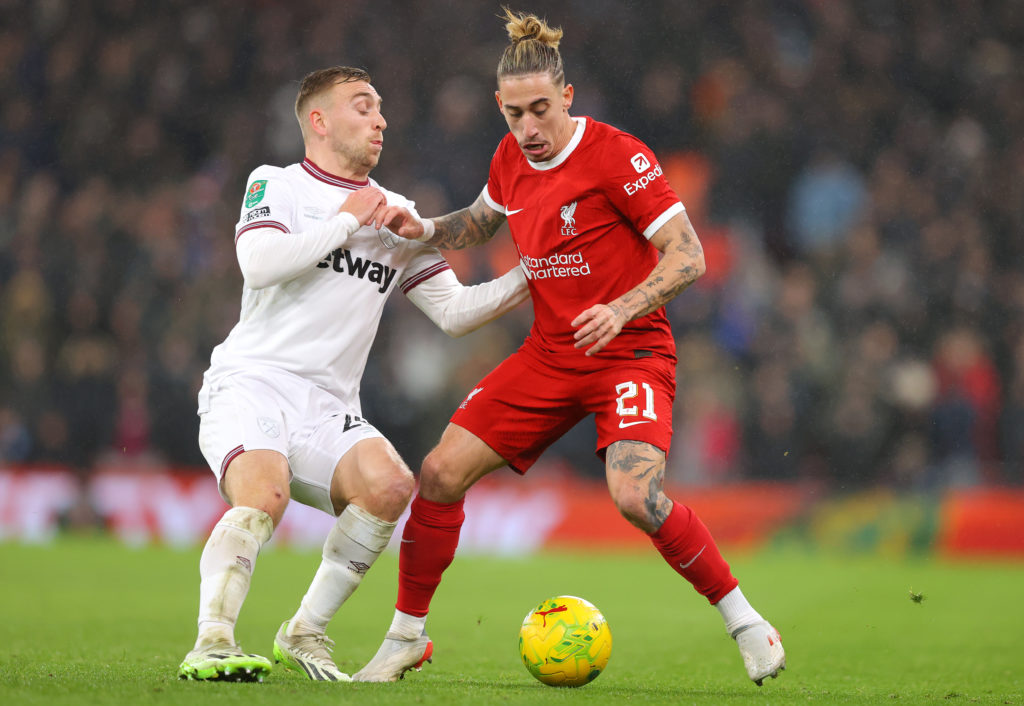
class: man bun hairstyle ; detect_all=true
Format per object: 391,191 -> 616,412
496,7 -> 565,85
295,66 -> 372,135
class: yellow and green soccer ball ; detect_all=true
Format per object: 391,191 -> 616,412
518,595 -> 612,687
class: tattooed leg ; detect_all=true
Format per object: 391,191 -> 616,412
605,440 -> 673,533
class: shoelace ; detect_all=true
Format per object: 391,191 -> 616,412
316,634 -> 336,655
293,632 -> 336,661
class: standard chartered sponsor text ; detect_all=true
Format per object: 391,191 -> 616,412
521,251 -> 592,280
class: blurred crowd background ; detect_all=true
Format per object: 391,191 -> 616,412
1,0 -> 1022,492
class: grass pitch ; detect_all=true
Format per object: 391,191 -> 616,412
1,537 -> 1021,705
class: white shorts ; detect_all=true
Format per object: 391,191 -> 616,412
197,367 -> 383,515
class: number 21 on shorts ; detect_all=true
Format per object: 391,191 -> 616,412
615,381 -> 657,427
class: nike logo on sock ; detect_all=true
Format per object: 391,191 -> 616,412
679,545 -> 706,570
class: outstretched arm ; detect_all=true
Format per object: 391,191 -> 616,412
571,211 -> 705,356
376,192 -> 507,250
405,265 -> 529,337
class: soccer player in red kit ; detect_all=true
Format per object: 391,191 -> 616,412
356,9 -> 786,686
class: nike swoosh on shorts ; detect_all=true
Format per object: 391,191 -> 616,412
618,419 -> 652,428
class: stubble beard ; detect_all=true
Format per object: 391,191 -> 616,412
334,137 -> 378,176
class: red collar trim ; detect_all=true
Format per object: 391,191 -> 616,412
302,158 -> 370,189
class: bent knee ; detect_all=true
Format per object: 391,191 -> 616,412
358,463 -> 415,520
233,483 -> 290,526
612,489 -> 660,533
376,464 -> 416,510
223,450 -> 291,525
419,450 -> 470,503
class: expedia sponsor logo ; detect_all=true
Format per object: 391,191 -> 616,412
623,162 -> 663,196
243,206 -> 271,223
630,152 -> 651,173
520,251 -> 592,280
317,248 -> 397,293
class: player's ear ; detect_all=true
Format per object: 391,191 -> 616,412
562,83 -> 574,111
309,106 -> 328,138
494,91 -> 504,113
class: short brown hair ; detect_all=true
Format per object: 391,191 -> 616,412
294,66 -> 372,135
496,8 -> 564,85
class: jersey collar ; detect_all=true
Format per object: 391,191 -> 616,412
525,117 -> 586,172
301,158 -> 371,189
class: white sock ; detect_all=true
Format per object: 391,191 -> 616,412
388,610 -> 427,641
195,506 -> 274,649
715,586 -> 764,636
288,504 -> 397,635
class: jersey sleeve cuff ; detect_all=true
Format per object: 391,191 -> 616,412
480,184 -> 505,214
642,202 -> 685,239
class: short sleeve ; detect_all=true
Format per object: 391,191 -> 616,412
234,166 -> 297,243
482,141 -> 507,214
602,134 -> 685,240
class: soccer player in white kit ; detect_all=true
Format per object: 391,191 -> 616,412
177,66 -> 529,683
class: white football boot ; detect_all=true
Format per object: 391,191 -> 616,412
732,621 -> 786,686
272,621 -> 351,681
352,632 -> 433,682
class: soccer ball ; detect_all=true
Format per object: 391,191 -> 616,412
518,595 -> 612,687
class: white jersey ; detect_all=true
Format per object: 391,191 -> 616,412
200,158 -> 451,414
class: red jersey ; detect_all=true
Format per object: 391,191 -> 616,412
482,117 -> 685,368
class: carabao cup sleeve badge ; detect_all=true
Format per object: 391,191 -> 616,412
245,180 -> 268,208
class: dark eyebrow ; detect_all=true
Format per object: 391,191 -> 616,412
504,97 -> 551,112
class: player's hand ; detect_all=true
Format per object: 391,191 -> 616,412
572,303 -> 627,356
372,205 -> 426,240
339,187 -> 387,225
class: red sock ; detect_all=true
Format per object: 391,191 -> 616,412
649,501 -> 738,604
396,495 -> 465,617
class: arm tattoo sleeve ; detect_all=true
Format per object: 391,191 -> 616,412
427,195 -> 506,250
616,225 -> 704,322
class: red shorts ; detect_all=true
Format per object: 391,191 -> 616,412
450,346 -> 675,473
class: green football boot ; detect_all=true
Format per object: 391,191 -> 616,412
178,640 -> 273,682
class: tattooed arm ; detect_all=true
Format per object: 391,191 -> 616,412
424,192 -> 507,249
572,211 -> 705,356
373,192 -> 506,249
